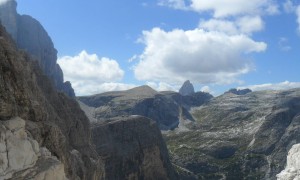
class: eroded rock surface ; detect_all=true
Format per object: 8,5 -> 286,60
0,0 -> 75,97
277,144 -> 300,180
165,89 -> 300,179
0,24 -> 102,179
78,86 -> 212,130
179,80 -> 195,96
92,115 -> 178,180
0,117 -> 68,180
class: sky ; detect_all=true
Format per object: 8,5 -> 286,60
7,0 -> 300,95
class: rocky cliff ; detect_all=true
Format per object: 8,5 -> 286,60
0,24 -> 102,179
277,143 -> 300,180
92,115 -> 178,180
78,85 -> 213,130
0,22 -> 178,179
0,0 -> 75,97
179,80 -> 195,96
165,88 -> 300,179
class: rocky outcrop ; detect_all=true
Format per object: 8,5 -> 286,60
165,89 -> 300,179
78,86 -> 212,130
0,0 -> 75,97
0,24 -> 102,179
179,80 -> 195,96
277,144 -> 300,180
91,115 -> 178,180
225,88 -> 252,95
0,117 -> 68,180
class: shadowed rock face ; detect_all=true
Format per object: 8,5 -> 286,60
0,22 -> 179,180
165,89 -> 300,179
179,80 -> 195,96
0,24 -> 102,179
78,86 -> 213,130
0,0 -> 75,97
225,88 -> 252,95
91,115 -> 178,180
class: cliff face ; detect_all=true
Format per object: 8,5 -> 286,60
92,116 -> 178,180
78,86 -> 213,130
165,89 -> 300,179
179,80 -> 195,96
0,0 -> 75,97
277,144 -> 300,180
0,25 -> 102,179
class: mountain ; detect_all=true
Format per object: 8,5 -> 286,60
78,85 -> 213,130
165,88 -> 300,179
92,115 -> 178,179
225,88 -> 252,95
0,22 -> 178,179
0,24 -> 102,179
179,80 -> 195,96
0,0 -> 75,97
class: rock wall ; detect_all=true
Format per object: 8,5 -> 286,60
0,24 -> 102,179
0,0 -> 75,97
179,80 -> 195,96
91,115 -> 178,180
277,144 -> 300,180
0,117 -> 68,180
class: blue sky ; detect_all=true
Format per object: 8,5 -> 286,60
13,0 -> 300,95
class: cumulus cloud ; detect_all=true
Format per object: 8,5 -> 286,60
0,0 -> 10,5
159,0 -> 278,17
134,28 -> 266,85
58,50 -> 125,95
199,16 -> 264,35
146,81 -> 179,91
238,81 -> 300,91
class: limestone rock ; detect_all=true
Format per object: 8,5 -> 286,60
0,117 -> 68,180
91,115 -> 178,180
179,80 -> 195,96
0,0 -> 75,97
78,86 -> 212,130
0,117 -> 39,179
0,24 -> 103,179
277,144 -> 300,180
166,88 -> 300,179
225,88 -> 252,95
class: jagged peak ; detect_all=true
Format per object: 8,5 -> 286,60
179,80 -> 195,96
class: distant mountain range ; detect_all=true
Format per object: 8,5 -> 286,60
78,85 -> 213,130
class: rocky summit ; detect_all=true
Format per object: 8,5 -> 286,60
78,85 -> 213,130
165,88 -> 300,179
0,0 -> 75,97
92,115 -> 178,179
179,80 -> 195,96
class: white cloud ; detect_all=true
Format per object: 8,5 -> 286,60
199,16 -> 264,35
134,28 -> 266,85
160,0 -> 279,17
283,0 -> 295,13
297,5 -> 300,33
278,37 -> 291,51
146,81 -> 179,91
158,0 -> 189,10
238,81 -> 300,91
200,86 -> 211,93
0,0 -> 10,5
58,50 -> 125,95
